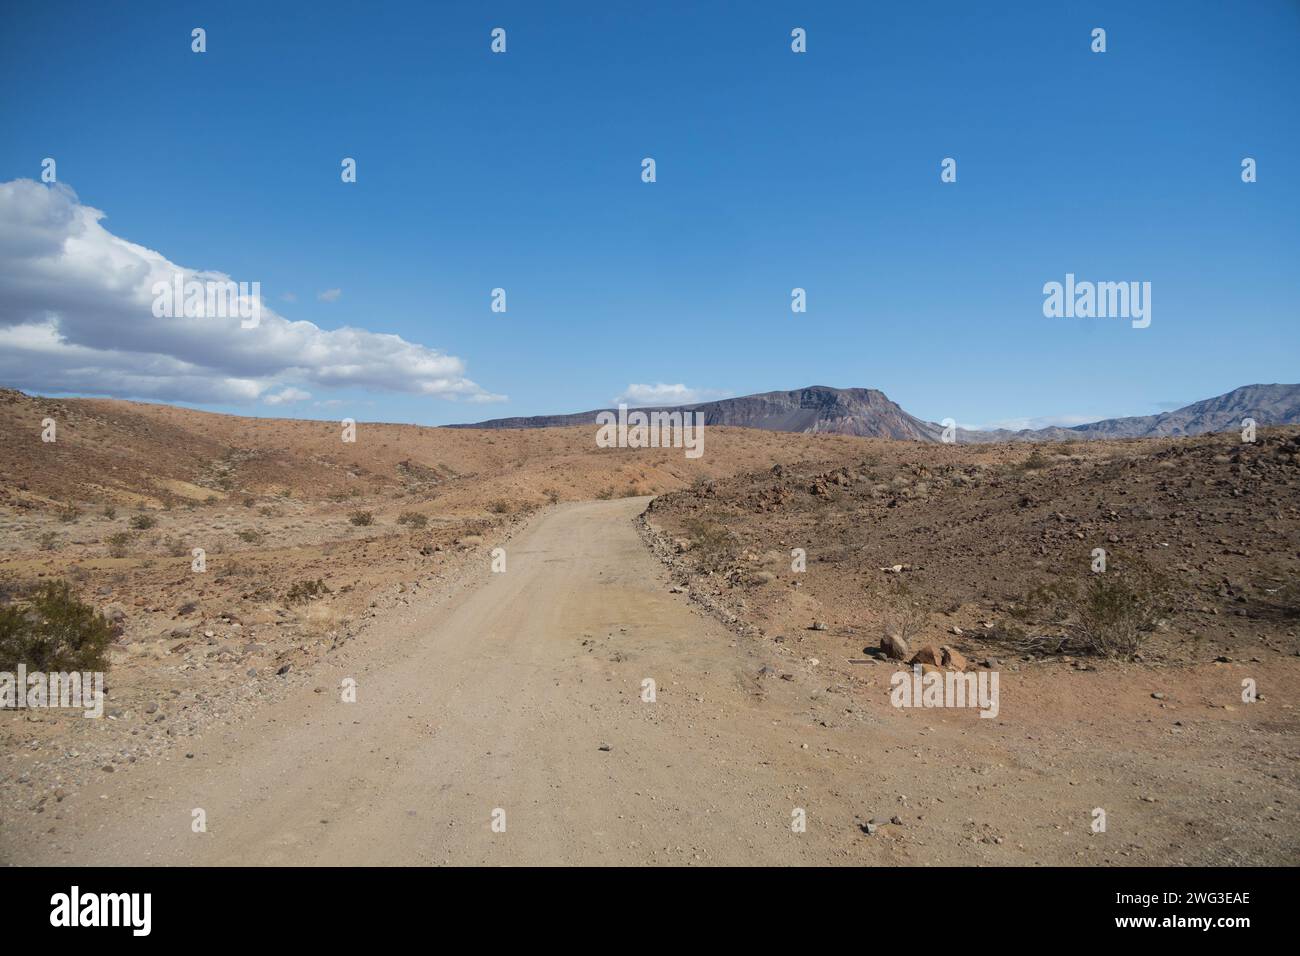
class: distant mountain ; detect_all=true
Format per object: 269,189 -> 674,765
449,384 -> 1300,443
449,386 -> 943,441
961,383 -> 1300,443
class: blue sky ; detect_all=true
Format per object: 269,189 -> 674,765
1,0 -> 1296,428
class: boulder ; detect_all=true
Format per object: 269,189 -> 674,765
880,632 -> 910,661
940,645 -> 968,672
908,643 -> 944,667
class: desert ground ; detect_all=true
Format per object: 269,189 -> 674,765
1,388 -> 1297,865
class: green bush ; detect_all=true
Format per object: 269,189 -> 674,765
105,531 -> 133,558
1008,559 -> 1172,657
0,580 -> 114,672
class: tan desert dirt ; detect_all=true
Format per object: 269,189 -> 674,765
3,496 -> 1295,865
1,391 -> 1297,864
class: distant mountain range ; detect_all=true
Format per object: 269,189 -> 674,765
448,384 -> 1300,443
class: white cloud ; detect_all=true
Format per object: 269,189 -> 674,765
264,386 -> 312,405
280,292 -> 297,303
317,288 -> 341,302
977,414 -> 1096,432
0,180 -> 505,405
616,383 -> 728,407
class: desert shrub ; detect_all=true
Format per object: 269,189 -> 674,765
487,500 -> 511,514
1016,448 -> 1050,472
38,531 -> 60,552
348,511 -> 374,527
243,497 -> 257,508
101,505 -> 117,520
683,518 -> 735,573
56,504 -> 81,523
129,513 -> 156,530
105,532 -> 133,558
236,529 -> 262,544
1008,560 -> 1172,658
258,506 -> 275,517
544,488 -> 560,504
0,580 -> 114,672
397,511 -> 428,529
284,578 -> 332,606
161,537 -> 189,558
882,594 -> 929,649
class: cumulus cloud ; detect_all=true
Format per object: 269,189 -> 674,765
616,383 -> 728,407
0,180 -> 504,405
263,386 -> 312,405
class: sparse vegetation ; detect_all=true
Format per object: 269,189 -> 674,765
105,531 -> 133,558
284,578 -> 332,605
38,531 -> 60,552
397,511 -> 428,529
1016,448 -> 1050,472
487,499 -> 511,514
683,517 -> 735,573
236,529 -> 262,544
1007,560 -> 1173,658
348,510 -> 374,527
56,504 -> 81,523
0,580 -> 114,673
129,513 -> 157,530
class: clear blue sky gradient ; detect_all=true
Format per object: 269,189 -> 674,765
2,0 -> 1297,427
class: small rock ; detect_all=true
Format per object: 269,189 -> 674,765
909,644 -> 944,668
940,645 -> 968,671
880,633 -> 910,661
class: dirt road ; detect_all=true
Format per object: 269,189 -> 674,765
6,498 -> 1296,866
6,499 -> 848,865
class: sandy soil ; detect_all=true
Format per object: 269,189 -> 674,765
4,498 -> 1296,865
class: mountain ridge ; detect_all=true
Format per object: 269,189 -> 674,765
448,383 -> 1300,442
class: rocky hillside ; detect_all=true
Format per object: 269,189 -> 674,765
966,383 -> 1300,443
453,383 -> 1300,444
643,426 -> 1300,665
450,386 -> 940,439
